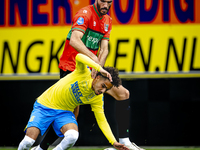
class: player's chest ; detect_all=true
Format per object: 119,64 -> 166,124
88,17 -> 110,34
70,80 -> 97,104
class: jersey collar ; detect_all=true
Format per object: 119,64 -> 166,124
93,4 -> 104,20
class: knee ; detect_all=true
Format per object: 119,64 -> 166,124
53,130 -> 79,150
64,130 -> 79,146
18,135 -> 35,150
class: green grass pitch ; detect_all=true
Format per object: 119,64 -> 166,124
1,147 -> 200,150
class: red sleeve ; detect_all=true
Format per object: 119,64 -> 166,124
71,8 -> 91,34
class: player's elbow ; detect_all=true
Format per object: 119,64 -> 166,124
69,37 -> 76,48
118,89 -> 130,100
124,89 -> 130,99
117,89 -> 130,100
69,30 -> 83,49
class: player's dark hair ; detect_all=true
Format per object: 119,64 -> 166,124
97,66 -> 122,87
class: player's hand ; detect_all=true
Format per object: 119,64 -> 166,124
91,68 -> 98,79
113,142 -> 129,150
100,68 -> 112,82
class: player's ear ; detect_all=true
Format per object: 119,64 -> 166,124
95,75 -> 101,79
93,75 -> 100,83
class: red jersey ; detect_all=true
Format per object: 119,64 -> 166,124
59,4 -> 112,72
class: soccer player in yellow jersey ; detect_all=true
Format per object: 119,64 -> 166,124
18,53 -> 129,150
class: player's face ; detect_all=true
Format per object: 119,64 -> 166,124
92,75 -> 113,95
96,0 -> 112,15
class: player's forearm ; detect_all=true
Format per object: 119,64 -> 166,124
70,31 -> 99,64
73,106 -> 80,120
98,48 -> 108,67
94,112 -> 117,145
98,39 -> 109,67
76,54 -> 102,72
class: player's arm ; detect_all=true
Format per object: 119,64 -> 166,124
75,53 -> 112,82
76,53 -> 102,71
98,39 -> 109,67
70,30 -> 100,64
91,40 -> 109,78
93,111 -> 117,145
98,17 -> 112,67
93,111 -> 128,150
91,96 -> 116,145
73,106 -> 79,120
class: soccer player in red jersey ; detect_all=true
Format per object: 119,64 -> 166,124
32,0 -> 145,150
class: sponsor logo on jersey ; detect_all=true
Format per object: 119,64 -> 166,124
87,35 -> 99,45
77,17 -> 84,25
71,81 -> 83,104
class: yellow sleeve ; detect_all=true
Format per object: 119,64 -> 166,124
93,111 -> 117,145
75,53 -> 102,72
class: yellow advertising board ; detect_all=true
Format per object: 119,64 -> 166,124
0,24 -> 200,80
106,24 -> 200,73
0,27 -> 69,75
0,0 -> 200,79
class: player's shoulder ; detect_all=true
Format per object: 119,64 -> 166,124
75,5 -> 93,18
104,14 -> 112,20
103,14 -> 112,24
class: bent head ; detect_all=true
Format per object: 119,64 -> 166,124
92,67 -> 121,95
95,0 -> 113,16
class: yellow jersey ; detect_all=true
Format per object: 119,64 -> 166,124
37,53 -> 116,145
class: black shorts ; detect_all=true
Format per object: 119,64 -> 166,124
60,69 -> 72,79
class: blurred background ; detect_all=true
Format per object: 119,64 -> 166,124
0,0 -> 200,147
